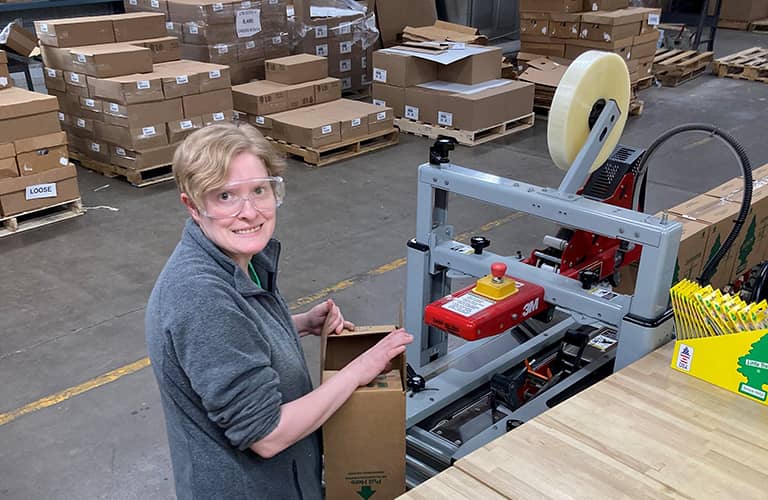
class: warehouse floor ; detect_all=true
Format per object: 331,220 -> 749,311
2,29 -> 767,499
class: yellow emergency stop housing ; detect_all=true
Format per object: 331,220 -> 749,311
473,274 -> 518,301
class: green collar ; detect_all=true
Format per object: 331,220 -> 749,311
247,261 -> 262,288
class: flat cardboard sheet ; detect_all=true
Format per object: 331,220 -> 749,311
383,44 -> 496,66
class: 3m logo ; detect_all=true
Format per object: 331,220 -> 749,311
522,297 -> 539,317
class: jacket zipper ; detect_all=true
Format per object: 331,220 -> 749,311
292,460 -> 305,500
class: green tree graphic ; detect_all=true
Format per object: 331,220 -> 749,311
737,333 -> 768,401
703,234 -> 722,276
735,216 -> 756,275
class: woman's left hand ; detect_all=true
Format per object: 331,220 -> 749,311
295,299 -> 355,336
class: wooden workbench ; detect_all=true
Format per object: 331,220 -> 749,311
400,343 -> 768,499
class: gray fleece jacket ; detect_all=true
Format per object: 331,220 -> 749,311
145,219 -> 321,500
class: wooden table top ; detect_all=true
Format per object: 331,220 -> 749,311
401,343 -> 768,499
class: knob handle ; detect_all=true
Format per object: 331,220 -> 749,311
470,236 -> 490,255
578,269 -> 600,290
491,262 -> 507,280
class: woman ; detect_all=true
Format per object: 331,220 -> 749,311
145,123 -> 413,500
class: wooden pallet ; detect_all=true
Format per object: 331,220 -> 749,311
713,47 -> 768,83
0,198 -> 83,238
341,86 -> 371,101
629,98 -> 644,117
750,18 -> 768,32
653,49 -> 714,87
268,128 -> 398,167
394,113 -> 535,147
632,75 -> 654,91
71,151 -> 173,187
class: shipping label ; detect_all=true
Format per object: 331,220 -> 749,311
150,0 -> 159,7
404,105 -> 419,121
315,44 -> 328,57
339,41 -> 352,54
137,80 -> 151,90
351,118 -> 361,127
115,147 -> 127,157
372,67 -> 386,83
25,183 -> 57,200
339,59 -> 351,72
176,75 -> 189,85
314,25 -> 328,38
212,112 -> 225,121
321,124 -> 333,135
236,8 -> 262,38
437,111 -> 453,127
142,126 -> 156,136
376,111 -> 386,121
180,120 -> 194,129
209,69 -> 221,79
255,116 -> 265,124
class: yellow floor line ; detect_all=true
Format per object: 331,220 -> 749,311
1,213 -> 523,427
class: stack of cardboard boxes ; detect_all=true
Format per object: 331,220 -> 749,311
233,54 -> 394,150
35,13 -> 235,172
371,45 -> 535,133
0,49 -> 10,90
125,0 -> 291,84
0,79 -> 81,218
520,0 -> 661,85
711,0 -> 768,29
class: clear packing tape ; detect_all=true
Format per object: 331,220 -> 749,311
288,0 -> 379,50
547,51 -> 630,172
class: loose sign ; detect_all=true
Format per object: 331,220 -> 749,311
26,183 -> 57,200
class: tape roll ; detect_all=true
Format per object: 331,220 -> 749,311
547,51 -> 630,172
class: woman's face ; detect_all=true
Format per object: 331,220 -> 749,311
183,152 -> 277,266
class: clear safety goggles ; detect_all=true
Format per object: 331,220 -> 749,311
200,176 -> 285,219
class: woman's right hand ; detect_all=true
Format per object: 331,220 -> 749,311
345,328 -> 413,387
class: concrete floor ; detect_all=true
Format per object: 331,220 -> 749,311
1,29 -> 767,499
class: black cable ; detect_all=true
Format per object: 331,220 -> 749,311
634,124 -> 752,286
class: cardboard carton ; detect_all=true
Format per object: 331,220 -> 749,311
0,111 -> 61,143
41,45 -> 76,73
103,98 -> 183,128
309,100 -> 369,141
372,83 -> 405,118
403,20 -> 487,45
201,109 -> 235,126
70,44 -> 153,78
110,12 -> 166,42
71,115 -> 96,138
438,81 -> 535,130
579,9 -> 644,42
131,0 -> 170,15
237,38 -> 265,62
565,37 -> 632,60
0,143 -> 18,178
96,121 -> 168,150
182,21 -> 239,45
167,0 -> 239,24
583,0 -> 629,12
403,86 -> 442,124
265,54 -> 328,84
521,40 -> 566,58
320,324 -> 406,500
13,132 -> 69,176
263,33 -> 291,59
153,60 -> 203,97
0,164 -> 80,216
372,50 -> 437,87
44,67 -> 67,92
232,80 -> 315,116
313,77 -> 342,104
0,22 -> 39,58
270,108 -> 340,148
0,87 -> 59,120
82,138 -> 111,162
128,36 -> 183,63
631,30 -> 660,60
111,142 -> 176,169
0,61 -> 11,90
550,13 -> 582,39
79,96 -> 105,118
180,42 -> 238,65
229,59 -> 266,85
167,116 -> 203,142
520,12 -> 551,42
717,0 -> 768,22
94,73 -> 164,104
357,101 -> 393,134
437,46 -> 502,85
49,90 -> 81,114
374,0 -> 436,47
182,88 -> 233,117
625,7 -> 662,34
520,0 -> 581,12
34,17 -> 115,48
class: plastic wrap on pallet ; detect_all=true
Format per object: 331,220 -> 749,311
289,0 -> 378,92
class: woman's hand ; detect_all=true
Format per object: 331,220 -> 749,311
343,328 -> 413,387
294,299 -> 354,337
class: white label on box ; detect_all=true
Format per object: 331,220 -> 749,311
438,111 -> 453,126
209,69 -> 221,79
246,40 -> 256,49
116,147 -> 127,156
648,13 -> 660,26
77,54 -> 87,63
376,111 -> 386,121
451,42 -> 466,49
217,44 -> 229,54
212,112 -> 225,121
321,124 -> 332,134
109,103 -> 120,112
361,55 -> 367,69
269,0 -> 278,4
180,119 -> 194,129
69,73 -> 80,83
571,25 -> 578,34
339,22 -> 351,35
315,25 -> 328,38
84,98 -> 95,108
339,41 -> 352,54
128,0 -> 137,4
25,183 -> 57,201
373,99 -> 385,106
591,2 -> 598,10
137,80 -> 150,90
46,68 -> 56,78
213,2 -> 224,11
315,44 -> 328,57
339,59 -> 351,72
272,35 -> 282,44
240,0 -> 252,7
581,28 -> 588,38
351,118 -> 361,127
189,23 -> 199,34
341,77 -> 351,90
236,8 -> 262,38
59,156 -> 69,166
39,23 -> 49,33
0,77 -> 7,86
176,75 -> 189,85
166,22 -> 175,31
151,0 -> 159,8
541,27 -> 547,35
405,105 -> 419,120
58,112 -> 65,121
76,118 -> 86,128
373,67 -> 386,83
142,126 -> 157,136
255,115 -> 265,124
90,142 -> 101,152
603,32 -> 611,42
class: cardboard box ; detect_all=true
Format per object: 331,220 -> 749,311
264,33 -> 291,59
437,46 -> 502,85
0,62 -> 11,90
94,73 -> 164,104
237,38 -> 264,62
228,58 -> 265,85
111,142 -> 176,169
96,121 -> 168,150
270,108 -> 340,148
372,50 -> 436,87
34,17 -> 115,48
321,325 -> 406,500
103,98 -> 183,128
167,0 -> 239,24
156,60 -> 232,93
265,54 -> 328,84
80,96 -> 104,115
631,30 -> 660,59
182,88 -> 233,117
167,116 -> 203,142
128,36 -> 183,63
0,87 -> 60,120
0,164 -> 79,216
403,86 -> 441,124
201,109 -> 234,126
402,20 -> 487,45
232,80 -> 315,116
583,0 -> 629,12
521,40 -> 566,58
0,143 -> 18,179
71,115 -> 96,138
520,0 -> 581,13
44,67 -> 67,92
180,42 -> 238,66
82,138 -> 111,163
626,7 -> 662,34
0,111 -> 60,143
439,81 -> 535,130
565,37 -> 632,60
520,12 -> 551,41
579,9 -> 644,42
50,90 -> 81,115
356,101 -> 393,134
375,0 -> 436,47
111,12 -> 166,42
182,21 -> 237,45
550,13 -> 582,39
718,0 -> 768,22
306,100 -> 369,141
0,22 -> 39,57
40,45 -> 76,73
13,132 -> 69,176
372,83 -> 405,118
153,60 -> 202,97
70,44 -> 153,78
313,77 -> 342,104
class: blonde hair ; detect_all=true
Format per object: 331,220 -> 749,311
173,122 -> 286,208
